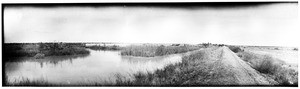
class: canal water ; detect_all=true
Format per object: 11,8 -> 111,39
5,49 -> 182,85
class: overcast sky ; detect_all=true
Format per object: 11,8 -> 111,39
4,3 -> 298,46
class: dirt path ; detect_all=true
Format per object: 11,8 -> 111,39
194,47 -> 272,85
217,47 -> 270,85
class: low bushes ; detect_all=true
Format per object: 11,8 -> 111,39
116,51 -> 206,86
3,43 -> 90,58
121,45 -> 200,57
237,51 -> 297,85
116,49 -> 235,86
3,44 -> 40,57
237,52 -> 284,74
87,45 -> 121,50
155,45 -> 199,56
121,45 -> 157,57
228,46 -> 243,53
293,48 -> 298,51
38,43 -> 90,56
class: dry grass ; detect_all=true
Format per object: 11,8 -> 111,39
3,43 -> 90,59
4,77 -> 52,86
121,45 -> 158,57
87,45 -> 121,50
116,48 -> 242,86
237,51 -> 298,85
121,45 -> 200,57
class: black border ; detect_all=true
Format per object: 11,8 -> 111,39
2,2 -> 298,8
1,2 -> 298,87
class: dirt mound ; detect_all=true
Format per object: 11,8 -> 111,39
198,47 -> 272,85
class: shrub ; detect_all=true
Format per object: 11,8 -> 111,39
293,48 -> 298,51
34,53 -> 45,59
228,46 -> 243,53
238,51 -> 297,85
255,56 -> 281,74
121,45 -> 157,57
3,44 -> 39,57
121,45 -> 200,57
87,45 -> 121,50
3,43 -> 90,58
116,49 -> 234,86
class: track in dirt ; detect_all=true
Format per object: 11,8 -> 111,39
217,47 -> 271,85
198,47 -> 275,85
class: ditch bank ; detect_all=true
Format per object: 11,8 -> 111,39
117,47 -> 275,86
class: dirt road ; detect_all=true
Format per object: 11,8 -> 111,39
217,47 -> 271,85
194,47 -> 273,85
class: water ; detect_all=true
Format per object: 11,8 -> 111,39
5,49 -> 182,85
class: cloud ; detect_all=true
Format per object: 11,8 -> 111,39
3,3 -> 298,46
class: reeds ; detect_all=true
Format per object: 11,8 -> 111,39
115,50 -> 217,86
237,51 -> 298,85
4,76 -> 51,86
87,45 -> 121,50
121,45 -> 200,57
3,43 -> 90,58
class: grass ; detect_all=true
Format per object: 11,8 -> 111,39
237,51 -> 298,85
121,45 -> 200,57
4,46 -> 298,86
3,43 -> 90,59
87,45 -> 121,50
39,42 -> 90,56
3,43 -> 39,57
4,75 -> 52,86
116,48 -> 237,86
9,79 -> 50,86
116,47 -> 298,86
4,50 -> 208,86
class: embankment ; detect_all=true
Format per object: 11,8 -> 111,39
237,50 -> 298,85
117,47 -> 276,86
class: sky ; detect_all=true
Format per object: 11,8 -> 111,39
3,3 -> 299,46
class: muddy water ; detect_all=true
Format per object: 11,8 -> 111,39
5,49 -> 182,85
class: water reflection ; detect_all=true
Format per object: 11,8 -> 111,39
120,55 -> 182,73
5,49 -> 182,85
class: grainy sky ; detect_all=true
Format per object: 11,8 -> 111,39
4,3 -> 298,46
